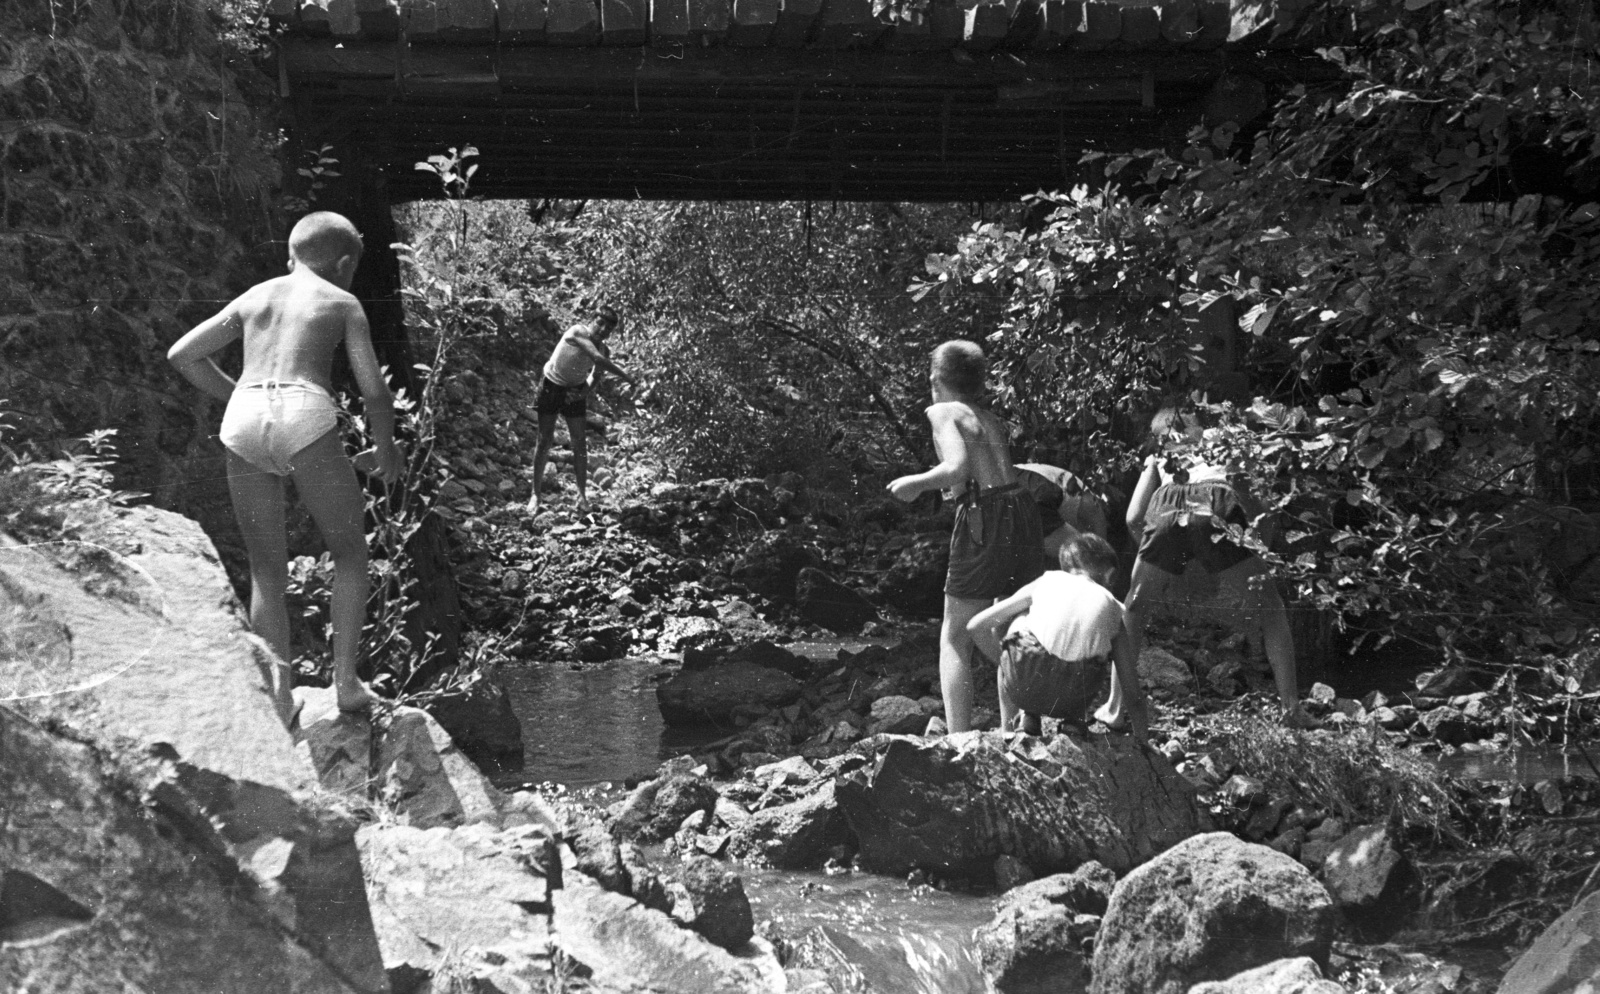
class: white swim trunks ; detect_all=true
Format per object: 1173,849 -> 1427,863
220,380 -> 339,476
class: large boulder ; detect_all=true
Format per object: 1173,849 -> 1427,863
375,706 -> 505,828
421,673 -> 524,767
614,773 -> 721,843
836,732 -> 1210,881
1,508 -> 315,793
551,873 -> 781,994
0,705 -> 384,993
359,822 -> 556,993
1090,833 -> 1339,994
1498,889 -> 1600,994
1187,958 -> 1347,994
670,856 -> 755,951
1319,824 -> 1416,937
794,567 -> 878,634
975,862 -> 1117,994
726,781 -> 849,869
656,662 -> 804,727
0,509 -> 388,991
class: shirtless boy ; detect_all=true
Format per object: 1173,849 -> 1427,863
967,532 -> 1148,741
1097,405 -> 1310,729
526,305 -> 636,514
888,341 -> 1045,733
168,211 -> 400,725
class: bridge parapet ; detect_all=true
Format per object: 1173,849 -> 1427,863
270,0 -> 1329,52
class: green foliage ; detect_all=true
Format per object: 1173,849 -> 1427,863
0,425 -> 145,544
918,0 -> 1600,677
287,148 -> 518,704
575,200 -> 1003,482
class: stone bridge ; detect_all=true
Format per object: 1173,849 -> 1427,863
274,0 -> 1344,201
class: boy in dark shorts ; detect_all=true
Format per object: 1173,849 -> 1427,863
888,341 -> 1045,733
968,533 -> 1149,741
1097,406 -> 1311,728
527,305 -> 636,514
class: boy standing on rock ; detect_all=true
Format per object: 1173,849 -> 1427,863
526,304 -> 637,514
967,532 -> 1149,740
888,341 -> 1045,734
168,211 -> 400,727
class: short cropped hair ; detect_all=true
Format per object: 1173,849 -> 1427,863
931,340 -> 986,398
288,212 -> 363,270
1058,531 -> 1118,582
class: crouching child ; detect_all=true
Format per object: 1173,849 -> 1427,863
967,532 -> 1149,741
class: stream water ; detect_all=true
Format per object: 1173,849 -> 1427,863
491,642 -> 990,993
486,644 -> 1572,993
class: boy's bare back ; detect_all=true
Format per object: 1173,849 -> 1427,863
232,271 -> 366,393
930,400 -> 1016,492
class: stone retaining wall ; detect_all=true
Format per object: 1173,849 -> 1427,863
1,0 -> 284,560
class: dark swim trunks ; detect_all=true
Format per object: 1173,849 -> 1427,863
999,627 -> 1110,730
945,481 -> 1046,600
536,376 -> 587,418
1136,480 -> 1254,575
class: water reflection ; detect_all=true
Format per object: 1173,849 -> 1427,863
1435,745 -> 1600,783
491,658 -> 721,789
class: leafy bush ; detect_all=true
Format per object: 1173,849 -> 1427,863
917,0 -> 1600,679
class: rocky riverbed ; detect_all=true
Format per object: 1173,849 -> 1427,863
6,502 -> 1599,994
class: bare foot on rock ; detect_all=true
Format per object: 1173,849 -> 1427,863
337,681 -> 378,715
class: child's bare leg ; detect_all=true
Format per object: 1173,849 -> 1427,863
1253,580 -> 1299,712
940,594 -> 986,733
292,431 -> 376,713
997,663 -> 1019,731
565,413 -> 588,507
1098,559 -> 1163,727
528,412 -> 559,512
226,451 -> 296,726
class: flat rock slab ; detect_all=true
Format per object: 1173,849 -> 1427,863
551,873 -> 779,993
0,705 -> 376,993
376,706 -> 505,827
1,507 -> 314,794
836,731 -> 1211,880
358,822 -> 553,981
1498,889 -> 1600,994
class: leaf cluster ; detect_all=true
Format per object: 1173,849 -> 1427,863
917,0 -> 1600,673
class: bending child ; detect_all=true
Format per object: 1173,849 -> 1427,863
1098,405 -> 1310,729
888,341 -> 1045,733
967,532 -> 1148,741
168,211 -> 400,726
526,304 -> 637,514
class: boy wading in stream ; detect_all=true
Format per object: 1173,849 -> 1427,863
526,304 -> 637,515
967,532 -> 1149,741
168,211 -> 400,727
888,341 -> 1045,734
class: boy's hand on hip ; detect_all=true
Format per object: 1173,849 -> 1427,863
887,476 -> 921,502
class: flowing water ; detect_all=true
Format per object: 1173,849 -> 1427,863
492,640 -> 989,993
485,640 -> 1574,993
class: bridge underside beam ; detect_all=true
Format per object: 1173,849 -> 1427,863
285,42 -> 1335,201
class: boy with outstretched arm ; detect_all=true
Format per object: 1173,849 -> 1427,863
168,211 -> 400,727
888,341 -> 1045,734
967,532 -> 1149,741
526,304 -> 637,514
